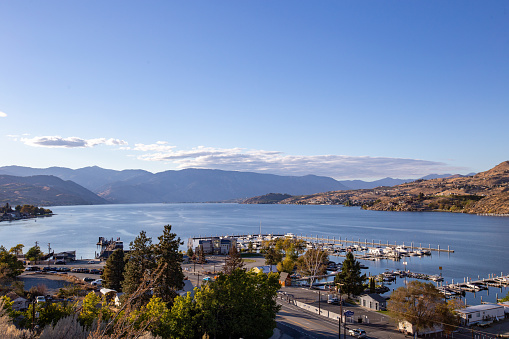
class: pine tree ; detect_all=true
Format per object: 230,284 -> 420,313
334,251 -> 366,297
152,225 -> 185,304
101,248 -> 125,291
223,245 -> 245,275
122,231 -> 154,296
196,244 -> 206,264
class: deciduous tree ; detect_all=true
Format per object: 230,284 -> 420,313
169,292 -> 200,339
25,245 -> 42,262
388,281 -> 462,335
8,244 -> 24,256
296,247 -> 328,287
0,247 -> 24,280
194,269 -> 281,339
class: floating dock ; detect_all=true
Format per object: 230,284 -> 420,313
297,235 -> 454,253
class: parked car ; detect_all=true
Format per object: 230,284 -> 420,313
36,296 -> 46,303
91,279 -> 103,286
83,277 -> 95,282
327,295 -> 339,304
348,329 -> 366,338
55,260 -> 66,265
89,269 -> 101,274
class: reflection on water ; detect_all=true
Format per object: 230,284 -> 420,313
1,203 -> 508,304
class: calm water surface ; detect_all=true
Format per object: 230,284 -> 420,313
1,203 -> 507,303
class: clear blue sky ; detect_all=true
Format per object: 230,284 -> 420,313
0,1 -> 507,180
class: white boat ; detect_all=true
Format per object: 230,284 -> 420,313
395,246 -> 409,254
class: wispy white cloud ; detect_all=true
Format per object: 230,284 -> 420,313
0,111 -> 7,118
132,144 -> 462,179
21,136 -> 128,148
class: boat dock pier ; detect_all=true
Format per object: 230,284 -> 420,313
297,235 -> 454,253
439,274 -> 509,295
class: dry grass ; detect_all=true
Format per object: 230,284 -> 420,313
39,315 -> 89,339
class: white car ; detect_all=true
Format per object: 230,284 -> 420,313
36,296 -> 46,303
327,295 -> 339,304
91,279 -> 103,286
348,329 -> 366,338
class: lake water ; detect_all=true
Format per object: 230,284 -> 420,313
1,203 -> 508,304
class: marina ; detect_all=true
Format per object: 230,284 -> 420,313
1,203 -> 508,305
188,233 -> 452,261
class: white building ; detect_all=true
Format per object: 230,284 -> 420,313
188,237 -> 236,255
456,304 -> 505,325
398,320 -> 442,336
497,301 -> 509,315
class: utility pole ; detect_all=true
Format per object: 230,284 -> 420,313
339,294 -> 342,339
318,290 -> 321,315
32,300 -> 36,331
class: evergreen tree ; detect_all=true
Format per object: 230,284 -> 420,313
152,225 -> 185,304
197,244 -> 206,264
122,231 -> 154,296
101,248 -> 125,292
334,252 -> 366,297
223,245 -> 245,275
262,240 -> 283,266
369,276 -> 376,293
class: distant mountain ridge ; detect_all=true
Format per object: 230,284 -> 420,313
96,169 -> 351,203
0,166 -> 349,204
0,165 -> 151,192
0,165 -> 473,206
0,175 -> 108,206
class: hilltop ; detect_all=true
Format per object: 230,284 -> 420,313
253,161 -> 509,215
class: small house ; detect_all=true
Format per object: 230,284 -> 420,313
99,288 -> 118,303
358,293 -> 387,311
251,265 -> 278,274
398,320 -> 443,336
54,251 -> 76,263
457,303 -> 505,325
4,292 -> 28,311
279,272 -> 292,287
176,280 -> 195,297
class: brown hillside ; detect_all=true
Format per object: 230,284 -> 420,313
273,161 -> 509,216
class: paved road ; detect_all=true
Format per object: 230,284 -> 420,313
276,301 -> 341,338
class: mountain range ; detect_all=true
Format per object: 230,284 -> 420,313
0,165 -> 471,206
0,174 -> 108,206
